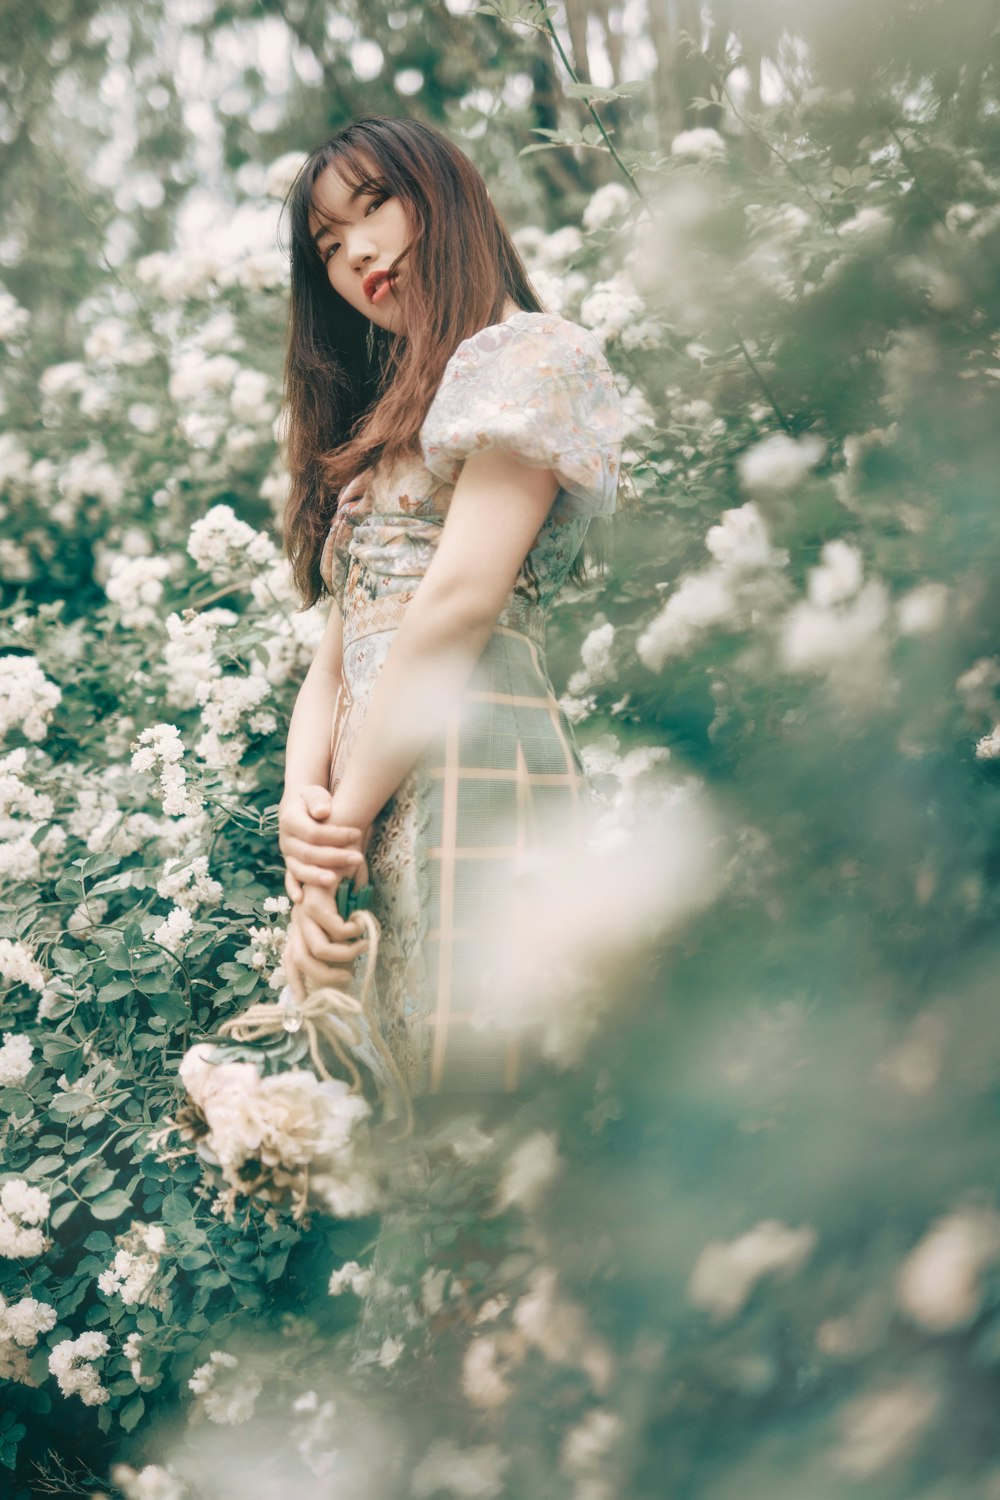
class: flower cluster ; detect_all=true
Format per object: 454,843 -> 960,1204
0,1032 -> 33,1086
637,502 -> 790,670
0,655 -> 62,742
0,1180 -> 50,1258
188,1349 -> 262,1425
176,1045 -> 379,1220
97,1222 -> 168,1307
130,723 -> 204,818
48,1329 -> 111,1406
187,504 -> 276,583
155,854 -> 223,911
104,554 -> 174,629
0,1291 -> 57,1383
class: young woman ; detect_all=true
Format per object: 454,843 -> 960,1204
276,116 -> 624,1111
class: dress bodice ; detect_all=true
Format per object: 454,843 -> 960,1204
318,311 -> 623,623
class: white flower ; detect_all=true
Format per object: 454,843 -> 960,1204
513,1267 -> 613,1391
328,1259 -> 374,1297
0,1032 -> 33,1085
839,205 -> 892,240
833,1382 -> 938,1478
0,1180 -> 48,1225
265,150 -> 308,200
412,1441 -> 508,1499
131,723 -> 204,818
156,854 -> 222,911
895,1211 -> 1000,1332
975,727 -> 1000,760
561,1408 -> 622,1476
537,226 -> 584,265
779,580 -> 891,686
0,290 -> 29,341
57,443 -> 124,511
494,1130 -> 561,1213
105,555 -> 173,629
688,1219 -> 817,1321
187,504 -> 275,581
637,572 -> 733,668
0,1292 -> 57,1348
579,273 -> 645,347
807,540 -> 863,607
896,582 -> 948,637
704,502 -> 782,573
670,126 -> 726,159
579,623 -> 616,683
188,1349 -> 262,1425
48,1330 -> 111,1405
0,433 -> 32,489
0,655 -> 62,742
178,1046 -> 376,1211
230,368 -> 274,425
152,905 -> 193,951
109,1464 -> 187,1500
462,1337 -> 511,1409
583,182 -> 631,232
737,432 -> 825,493
163,607 -> 237,710
637,503 -> 789,670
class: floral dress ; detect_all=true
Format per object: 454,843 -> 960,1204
318,310 -> 623,1103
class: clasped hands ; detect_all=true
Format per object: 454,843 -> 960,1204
278,785 -> 373,999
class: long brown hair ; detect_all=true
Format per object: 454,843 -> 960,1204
280,115 -> 614,608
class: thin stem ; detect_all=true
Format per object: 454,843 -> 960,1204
726,322 -> 792,433
531,5 -> 644,197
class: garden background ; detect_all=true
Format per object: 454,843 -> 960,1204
2,0 -> 1000,1496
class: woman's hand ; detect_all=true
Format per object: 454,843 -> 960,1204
283,880 -> 371,1000
278,784 -> 368,902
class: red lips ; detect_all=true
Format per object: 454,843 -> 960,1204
362,270 -> 394,302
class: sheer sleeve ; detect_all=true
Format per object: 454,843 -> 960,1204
419,314 -> 623,521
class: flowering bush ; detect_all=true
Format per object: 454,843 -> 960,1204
3,0 -> 1000,1495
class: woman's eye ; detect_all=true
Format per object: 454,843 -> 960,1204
366,193 -> 388,213
323,242 -> 340,263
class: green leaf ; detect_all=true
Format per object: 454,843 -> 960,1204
98,979 -> 134,1002
82,1168 -> 118,1198
84,1230 -> 114,1251
119,1394 -> 145,1433
89,1189 -> 134,1221
51,1200 -> 79,1229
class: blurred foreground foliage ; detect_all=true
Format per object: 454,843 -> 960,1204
2,0 -> 1000,1496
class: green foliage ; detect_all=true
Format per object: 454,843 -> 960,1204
2,0 -> 1000,1496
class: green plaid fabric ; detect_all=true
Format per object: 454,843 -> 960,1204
413,624 -> 590,1096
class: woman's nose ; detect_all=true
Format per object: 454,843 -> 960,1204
347,232 -> 377,273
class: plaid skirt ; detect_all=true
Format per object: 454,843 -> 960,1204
329,598 -> 593,1101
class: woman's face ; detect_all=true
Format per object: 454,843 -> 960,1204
308,161 -> 412,335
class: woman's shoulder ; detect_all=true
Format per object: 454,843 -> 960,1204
448,309 -> 610,376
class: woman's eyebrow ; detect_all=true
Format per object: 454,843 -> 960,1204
311,183 -> 380,247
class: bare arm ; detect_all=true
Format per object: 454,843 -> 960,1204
278,598 -> 366,896
328,446 -> 560,833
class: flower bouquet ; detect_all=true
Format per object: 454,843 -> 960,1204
158,877 -> 409,1222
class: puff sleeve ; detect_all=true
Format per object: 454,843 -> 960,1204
419,314 -> 623,521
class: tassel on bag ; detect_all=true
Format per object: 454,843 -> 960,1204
216,881 -> 415,1137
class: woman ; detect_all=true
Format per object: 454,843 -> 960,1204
276,116 -> 624,1113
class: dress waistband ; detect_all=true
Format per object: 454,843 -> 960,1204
341,576 -> 546,652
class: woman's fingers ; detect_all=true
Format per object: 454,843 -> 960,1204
280,811 -> 364,849
300,909 -> 368,965
295,948 -> 355,987
300,883 -> 367,942
282,836 -> 365,872
284,867 -> 304,904
284,856 -> 340,887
